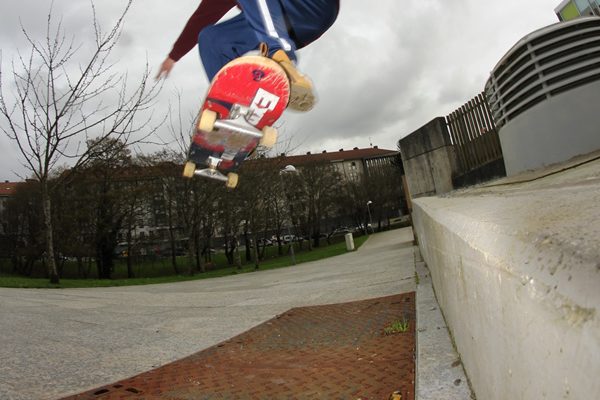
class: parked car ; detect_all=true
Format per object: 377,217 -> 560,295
353,223 -> 373,233
257,238 -> 273,246
282,234 -> 297,244
328,227 -> 352,238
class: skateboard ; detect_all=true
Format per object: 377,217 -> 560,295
183,55 -> 290,188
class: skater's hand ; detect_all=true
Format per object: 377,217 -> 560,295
156,57 -> 176,80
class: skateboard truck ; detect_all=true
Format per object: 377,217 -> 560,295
195,156 -> 227,181
214,104 -> 265,140
214,104 -> 278,145
199,105 -> 278,149
183,105 -> 277,188
183,156 -> 239,188
182,105 -> 278,186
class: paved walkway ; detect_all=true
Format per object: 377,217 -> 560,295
0,228 -> 416,400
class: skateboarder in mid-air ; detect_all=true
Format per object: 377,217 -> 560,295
156,0 -> 339,112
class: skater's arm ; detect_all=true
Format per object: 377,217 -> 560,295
157,0 -> 237,80
170,0 -> 237,62
155,57 -> 176,80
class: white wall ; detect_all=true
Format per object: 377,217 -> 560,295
499,80 -> 600,176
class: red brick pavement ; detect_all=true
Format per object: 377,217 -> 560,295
60,293 -> 415,400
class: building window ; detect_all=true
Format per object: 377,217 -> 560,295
556,0 -> 600,20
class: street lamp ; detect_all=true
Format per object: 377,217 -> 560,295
280,165 -> 297,265
366,200 -> 373,235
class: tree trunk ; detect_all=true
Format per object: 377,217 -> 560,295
252,233 -> 259,270
187,245 -> 195,276
312,229 -> 320,249
87,257 -> 93,278
169,226 -> 178,274
224,235 -> 234,265
77,256 -> 88,278
126,229 -> 134,278
244,232 -> 251,262
187,227 -> 196,276
196,234 -> 204,273
41,181 -> 59,284
235,239 -> 242,269
167,201 -> 179,274
97,240 -> 114,279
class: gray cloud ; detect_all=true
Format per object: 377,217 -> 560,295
1,0 -> 559,180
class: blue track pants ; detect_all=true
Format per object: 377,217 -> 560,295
198,0 -> 338,80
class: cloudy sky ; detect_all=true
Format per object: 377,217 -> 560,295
0,0 -> 558,181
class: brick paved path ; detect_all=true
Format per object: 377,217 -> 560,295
61,293 -> 415,400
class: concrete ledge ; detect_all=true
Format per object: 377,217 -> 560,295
412,153 -> 600,400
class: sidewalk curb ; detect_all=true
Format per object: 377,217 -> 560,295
414,247 -> 474,399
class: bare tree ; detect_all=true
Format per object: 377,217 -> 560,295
0,1 -> 160,283
166,90 -> 198,155
137,150 -> 185,275
291,162 -> 342,248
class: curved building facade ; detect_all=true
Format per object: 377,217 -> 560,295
485,17 -> 600,175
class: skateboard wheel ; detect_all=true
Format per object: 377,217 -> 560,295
226,172 -> 239,189
259,126 -> 278,148
199,109 -> 217,132
183,161 -> 196,178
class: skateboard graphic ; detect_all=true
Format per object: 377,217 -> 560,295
183,56 -> 291,188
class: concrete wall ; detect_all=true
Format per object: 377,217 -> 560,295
399,117 -> 458,199
411,160 -> 600,399
500,80 -> 600,175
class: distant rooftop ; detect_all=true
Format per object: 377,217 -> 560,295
0,181 -> 21,196
277,146 -> 398,166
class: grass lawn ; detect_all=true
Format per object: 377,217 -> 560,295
0,235 -> 369,289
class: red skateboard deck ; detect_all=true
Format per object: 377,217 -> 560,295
183,56 -> 290,188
